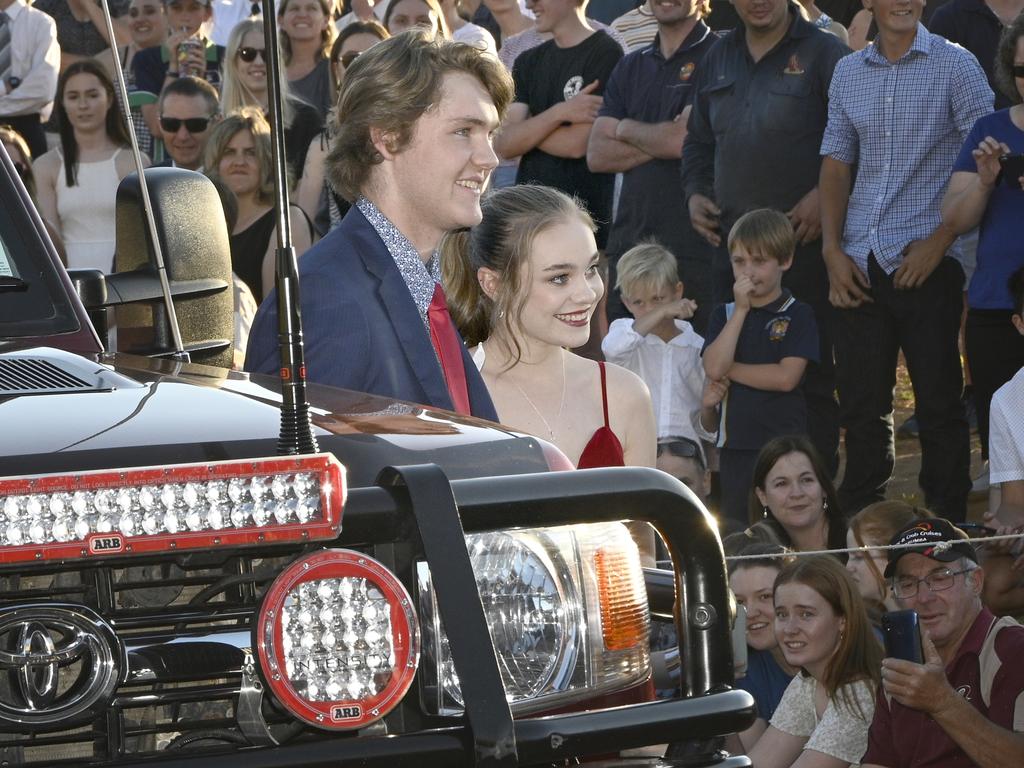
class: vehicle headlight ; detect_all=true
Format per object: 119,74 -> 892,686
418,522 -> 650,715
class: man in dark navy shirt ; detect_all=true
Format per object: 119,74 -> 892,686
682,0 -> 848,474
587,0 -> 718,332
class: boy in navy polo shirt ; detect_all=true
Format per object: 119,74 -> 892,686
701,209 -> 819,528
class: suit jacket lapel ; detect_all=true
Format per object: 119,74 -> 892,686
350,214 -> 455,412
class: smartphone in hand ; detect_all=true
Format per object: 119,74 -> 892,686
999,153 -> 1024,189
882,609 -> 924,664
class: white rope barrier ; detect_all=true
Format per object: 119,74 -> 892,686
723,532 -> 1024,561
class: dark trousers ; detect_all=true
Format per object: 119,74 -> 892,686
712,238 -> 840,477
1,113 -> 47,161
833,255 -> 970,521
719,447 -> 760,530
965,308 -> 1024,461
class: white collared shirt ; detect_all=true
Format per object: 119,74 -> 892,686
0,0 -> 59,119
602,317 -> 705,444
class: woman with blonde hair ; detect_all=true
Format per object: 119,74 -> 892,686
747,555 -> 881,765
204,108 -> 314,302
221,18 -> 323,183
279,0 -> 337,118
846,501 -> 933,623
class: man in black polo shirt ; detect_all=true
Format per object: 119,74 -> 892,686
681,0 -> 848,473
587,0 -> 717,333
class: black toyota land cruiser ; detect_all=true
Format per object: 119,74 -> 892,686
0,17 -> 753,766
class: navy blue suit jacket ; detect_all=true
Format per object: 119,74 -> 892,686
244,207 -> 497,421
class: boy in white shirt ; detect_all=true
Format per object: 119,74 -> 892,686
602,243 -> 705,446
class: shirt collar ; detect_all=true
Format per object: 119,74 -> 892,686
947,606 -> 996,668
356,196 -> 441,321
3,1 -> 27,22
755,288 -> 794,314
645,20 -> 714,61
864,22 -> 931,65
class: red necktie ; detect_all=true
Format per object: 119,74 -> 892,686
427,283 -> 472,415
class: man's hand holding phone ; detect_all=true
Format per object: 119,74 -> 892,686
881,625 -> 958,716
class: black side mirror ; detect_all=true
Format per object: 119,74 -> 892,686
112,168 -> 235,368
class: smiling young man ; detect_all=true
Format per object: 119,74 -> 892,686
245,30 -> 511,419
819,0 -> 993,523
861,518 -> 1024,768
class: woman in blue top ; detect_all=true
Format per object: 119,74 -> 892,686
942,15 -> 1024,478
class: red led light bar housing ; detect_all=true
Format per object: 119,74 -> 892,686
256,549 -> 420,731
0,454 -> 346,564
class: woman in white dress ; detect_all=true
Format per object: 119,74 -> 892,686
35,59 -> 148,274
747,555 -> 882,767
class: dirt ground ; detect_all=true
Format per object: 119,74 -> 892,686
866,357 -> 988,522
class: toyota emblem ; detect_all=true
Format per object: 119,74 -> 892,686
0,604 -> 125,727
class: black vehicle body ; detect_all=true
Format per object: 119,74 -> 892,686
0,109 -> 753,766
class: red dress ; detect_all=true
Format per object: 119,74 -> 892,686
576,361 -> 626,469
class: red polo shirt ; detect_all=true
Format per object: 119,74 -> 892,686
862,608 -> 1024,767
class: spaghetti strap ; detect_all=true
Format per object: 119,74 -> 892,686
598,361 -> 610,428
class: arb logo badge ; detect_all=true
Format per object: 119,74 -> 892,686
331,705 -> 362,721
88,534 -> 125,555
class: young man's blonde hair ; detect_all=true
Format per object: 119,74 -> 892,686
727,209 -> 795,265
326,28 -> 513,202
615,242 -> 680,300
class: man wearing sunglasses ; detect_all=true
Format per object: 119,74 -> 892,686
156,75 -> 220,171
655,436 -> 710,507
861,518 -> 1024,768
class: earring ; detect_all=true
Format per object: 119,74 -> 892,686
823,499 -> 829,514
762,505 -> 769,519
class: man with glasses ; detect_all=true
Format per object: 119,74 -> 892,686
861,518 -> 1024,768
156,76 -> 220,171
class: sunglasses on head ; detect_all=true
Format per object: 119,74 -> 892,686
237,46 -> 267,63
1014,65 -> 1024,78
159,116 -> 212,133
656,437 -> 703,462
337,50 -> 361,68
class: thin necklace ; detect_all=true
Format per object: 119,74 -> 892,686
487,342 -> 567,440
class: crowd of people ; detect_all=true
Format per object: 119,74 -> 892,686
3,0 -> 1024,763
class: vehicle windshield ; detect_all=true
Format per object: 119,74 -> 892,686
0,151 -> 81,343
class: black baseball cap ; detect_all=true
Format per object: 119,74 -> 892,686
883,518 -> 978,578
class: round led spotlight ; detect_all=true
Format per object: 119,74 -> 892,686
256,549 -> 419,730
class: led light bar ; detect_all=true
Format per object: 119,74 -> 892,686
256,549 -> 420,731
0,455 -> 346,563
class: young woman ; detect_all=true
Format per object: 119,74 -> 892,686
846,501 -> 933,624
296,21 -> 389,230
384,0 -> 451,38
749,435 -> 848,558
444,185 -> 656,558
444,184 -> 655,469
279,0 -> 336,119
119,0 -> 167,158
747,555 -> 881,768
34,60 -> 148,274
204,108 -> 314,302
221,19 -> 324,184
729,544 -> 797,751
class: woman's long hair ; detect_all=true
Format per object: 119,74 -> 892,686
774,555 -> 882,716
54,59 -> 131,187
748,435 -> 847,556
440,184 -> 594,366
222,19 -> 297,126
849,501 -> 933,605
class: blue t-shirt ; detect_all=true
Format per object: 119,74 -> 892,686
736,648 -> 794,721
702,291 -> 819,451
953,109 -> 1024,310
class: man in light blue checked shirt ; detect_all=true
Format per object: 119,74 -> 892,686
818,0 -> 992,524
